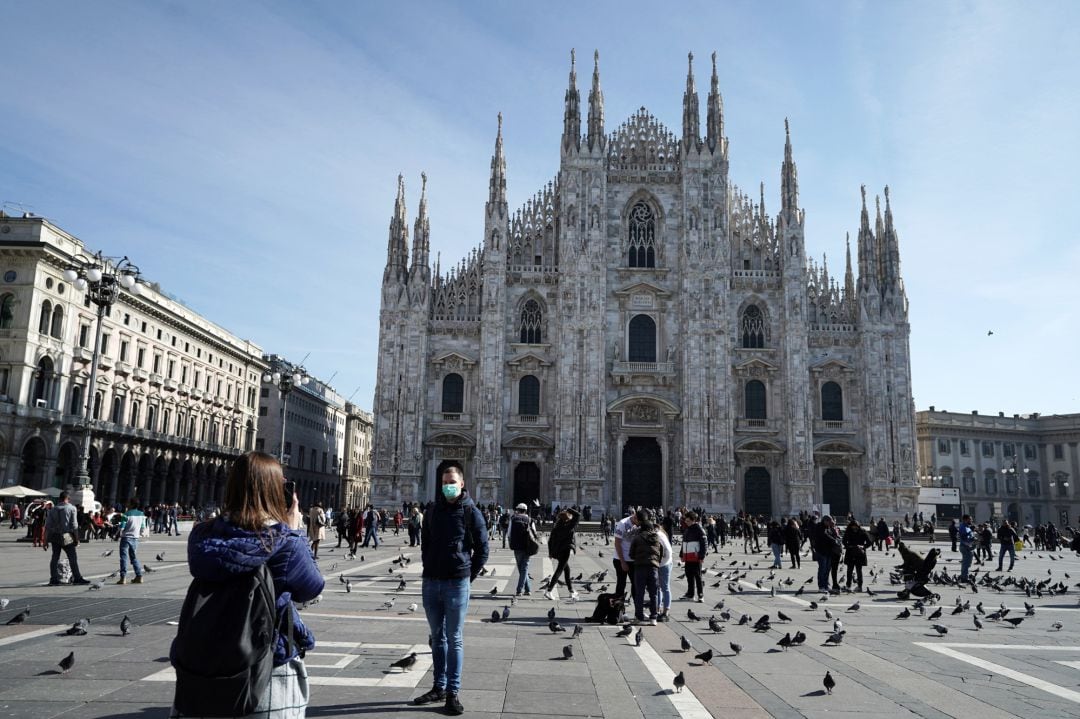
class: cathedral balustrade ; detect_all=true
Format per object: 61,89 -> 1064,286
735,417 -> 779,433
612,361 -> 675,374
432,412 -> 473,426
813,419 -> 856,434
810,323 -> 856,333
508,414 -> 549,428
732,269 -> 781,280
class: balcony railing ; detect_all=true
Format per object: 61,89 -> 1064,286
132,367 -> 149,382
163,377 -> 178,391
72,346 -> 93,363
735,417 -> 778,432
509,414 -> 549,428
149,373 -> 164,386
177,384 -> 191,396
612,361 -> 676,374
813,419 -> 855,434
114,361 -> 132,376
434,413 -> 472,425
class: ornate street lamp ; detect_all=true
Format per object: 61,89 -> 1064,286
262,365 -> 306,466
62,252 -> 142,509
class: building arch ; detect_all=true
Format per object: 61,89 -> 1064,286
738,301 -> 770,349
33,356 -> 57,408
50,304 -> 63,339
55,442 -> 79,489
0,293 -> 15,329
517,294 -> 546,344
440,373 -> 464,414
821,381 -> 843,421
627,314 -> 657,362
38,299 -> 52,334
518,375 -> 540,415
623,190 -> 664,268
98,448 -> 118,501
20,436 -> 48,489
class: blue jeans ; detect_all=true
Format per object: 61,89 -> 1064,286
959,544 -> 973,580
657,564 -> 672,612
996,542 -> 1016,571
422,577 -> 470,694
119,536 -> 143,578
513,550 -> 532,594
770,543 -> 783,568
363,526 -> 379,548
816,554 -> 832,591
632,565 -> 658,621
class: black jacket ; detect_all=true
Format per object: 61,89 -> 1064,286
547,508 -> 581,557
420,492 -> 489,581
508,513 -> 535,551
682,523 -> 708,561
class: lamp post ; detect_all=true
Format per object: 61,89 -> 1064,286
1001,461 -> 1029,524
62,253 -> 142,509
262,365 -> 306,467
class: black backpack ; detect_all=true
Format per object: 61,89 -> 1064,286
172,562 -> 288,716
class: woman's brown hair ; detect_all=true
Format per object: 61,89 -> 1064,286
223,451 -> 289,531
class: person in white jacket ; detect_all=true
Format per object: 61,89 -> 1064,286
656,525 -> 673,622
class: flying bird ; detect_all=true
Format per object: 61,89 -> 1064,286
58,652 -> 75,674
100,550 -> 113,557
390,652 -> 418,672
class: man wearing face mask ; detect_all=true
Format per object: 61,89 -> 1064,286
413,463 -> 488,716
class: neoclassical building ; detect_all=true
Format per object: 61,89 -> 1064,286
372,52 -> 919,518
0,212 -> 266,506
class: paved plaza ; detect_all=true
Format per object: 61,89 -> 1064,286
1,525 -> 1080,718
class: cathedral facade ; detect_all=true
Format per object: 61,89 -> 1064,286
371,51 -> 920,519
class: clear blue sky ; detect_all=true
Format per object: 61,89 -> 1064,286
2,1 -> 1077,414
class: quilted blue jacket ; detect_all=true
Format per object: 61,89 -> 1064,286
182,517 -> 324,665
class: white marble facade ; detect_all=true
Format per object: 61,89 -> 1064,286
372,52 -> 919,519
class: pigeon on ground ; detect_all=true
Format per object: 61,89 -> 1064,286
563,644 -> 574,659
928,607 -> 942,620
824,609 -> 833,620
932,624 -> 949,636
777,632 -> 792,651
390,652 -> 418,672
380,598 -> 395,610
680,635 -> 692,652
490,610 -> 501,623
823,671 -> 836,694
100,550 -> 113,557
156,552 -> 165,561
548,620 -> 566,633
397,578 -> 407,592
791,630 -> 807,646
825,631 -> 845,645
548,606 -> 557,621
88,581 -> 104,591
58,652 -> 75,673
408,603 -> 418,612
64,624 -> 86,637
615,624 -> 633,638
973,616 -> 983,631
489,587 -> 498,596
571,624 -> 582,638
635,627 -> 644,647
673,671 -> 685,693
896,608 -> 911,619
1052,622 -> 1064,631
708,617 -> 723,633
120,616 -> 132,636
687,609 -> 700,622
729,642 -> 742,656
847,601 -> 860,612
694,648 -> 713,664
345,580 -> 352,594
1004,617 -> 1025,628
5,608 -> 29,625
777,610 -> 791,622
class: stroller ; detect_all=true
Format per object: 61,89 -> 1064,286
894,542 -> 941,600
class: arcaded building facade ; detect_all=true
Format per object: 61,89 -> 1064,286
372,52 -> 919,519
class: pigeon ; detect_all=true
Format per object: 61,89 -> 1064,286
502,606 -> 511,621
563,644 -> 574,659
572,624 -> 583,638
824,609 -> 833,620
809,601 -> 818,610
345,580 -> 352,594
489,587 -> 498,596
58,652 -> 75,673
408,603 -> 418,613
729,642 -> 742,656
847,601 -> 860,612
680,635 -> 692,652
708,617 -> 723,633
548,606 -> 557,621
928,607 -> 942,620
1024,602 -> 1036,616
777,611 -> 791,622
896,608 -> 911,619
390,652 -> 418,672
490,610 -> 501,623
1004,617 -> 1024,628
100,549 -> 113,557
687,609 -> 700,622
694,648 -> 714,664
791,630 -> 807,646
64,623 -> 87,637
119,615 -> 132,636
932,624 -> 949,636
777,632 -> 792,651
88,581 -> 104,591
635,627 -> 644,647
973,616 -> 983,631
5,608 -> 29,625
397,578 -> 407,592
548,620 -> 566,633
825,631 -> 845,645
833,619 -> 843,634
380,598 -> 395,610
1052,622 -> 1064,631
0,598 -> 8,610
156,552 -> 166,562
615,624 -> 633,638
823,670 -> 836,694
673,671 -> 685,693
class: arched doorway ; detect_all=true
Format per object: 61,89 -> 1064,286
622,437 -> 662,509
822,468 -> 851,517
513,462 -> 540,506
743,467 -> 771,518
98,448 -> 118,500
56,442 -> 79,489
20,437 -> 48,488
1007,502 -> 1019,524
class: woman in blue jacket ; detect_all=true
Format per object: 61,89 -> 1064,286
171,451 -> 324,718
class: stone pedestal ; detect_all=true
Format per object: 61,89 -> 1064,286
70,484 -> 97,512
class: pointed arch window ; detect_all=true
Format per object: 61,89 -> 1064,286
441,373 -> 464,414
0,293 -> 14,329
745,380 -> 767,420
518,375 -> 540,416
741,304 -> 767,348
821,382 -> 843,421
519,299 -> 543,344
628,314 -> 657,362
627,202 -> 656,268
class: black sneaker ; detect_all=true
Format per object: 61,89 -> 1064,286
413,687 -> 446,705
445,693 -> 464,715
72,579 -> 91,585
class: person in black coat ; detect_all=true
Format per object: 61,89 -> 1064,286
543,507 -> 581,601
783,518 -> 802,568
842,519 -> 871,590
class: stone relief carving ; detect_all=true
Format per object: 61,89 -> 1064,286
627,403 -> 659,423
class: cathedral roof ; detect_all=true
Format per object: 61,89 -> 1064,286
607,107 -> 680,174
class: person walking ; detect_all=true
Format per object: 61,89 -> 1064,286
629,509 -> 662,625
308,502 -> 326,559
767,520 -> 784,569
407,506 -> 423,547
169,451 -> 323,718
508,503 -> 537,596
784,518 -> 802,568
957,515 -> 976,581
656,524 -> 673,621
413,464 -> 488,716
996,519 -> 1019,571
842,518 -> 871,590
115,498 -> 147,585
544,507 -> 581,601
45,492 -> 90,586
334,510 -> 348,548
810,515 -> 841,593
361,505 -> 380,549
680,512 -> 707,602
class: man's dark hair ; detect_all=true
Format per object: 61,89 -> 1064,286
58,491 -> 69,502
441,462 -> 464,479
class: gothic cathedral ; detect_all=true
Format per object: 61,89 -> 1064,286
371,51 -> 919,519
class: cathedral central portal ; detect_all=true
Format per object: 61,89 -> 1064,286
622,437 -> 663,509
